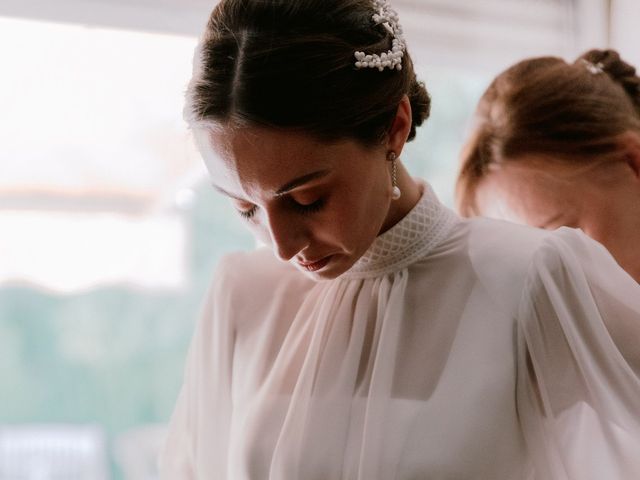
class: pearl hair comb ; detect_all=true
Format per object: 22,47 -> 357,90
354,0 -> 406,72
581,58 -> 604,75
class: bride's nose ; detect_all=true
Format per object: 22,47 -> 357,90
266,211 -> 310,262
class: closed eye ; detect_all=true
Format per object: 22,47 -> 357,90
290,198 -> 325,216
236,197 -> 326,221
238,205 -> 257,220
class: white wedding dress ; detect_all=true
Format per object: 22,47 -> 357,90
160,183 -> 640,479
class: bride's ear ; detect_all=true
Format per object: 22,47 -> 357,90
386,95 -> 412,157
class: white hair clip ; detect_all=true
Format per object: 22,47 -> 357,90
581,58 -> 604,75
354,0 -> 406,72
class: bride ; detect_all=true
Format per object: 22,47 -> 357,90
160,0 -> 640,478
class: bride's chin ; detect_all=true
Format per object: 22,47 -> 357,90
297,255 -> 351,280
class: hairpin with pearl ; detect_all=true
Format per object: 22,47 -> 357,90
354,0 -> 406,72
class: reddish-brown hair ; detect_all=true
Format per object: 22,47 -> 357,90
456,49 -> 640,216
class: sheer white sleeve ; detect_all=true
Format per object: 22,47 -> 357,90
517,227 -> 640,479
158,255 -> 236,479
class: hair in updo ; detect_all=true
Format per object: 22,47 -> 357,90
456,48 -> 640,216
185,0 -> 431,146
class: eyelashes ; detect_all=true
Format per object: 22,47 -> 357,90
238,198 -> 326,220
293,198 -> 325,215
239,206 -> 258,220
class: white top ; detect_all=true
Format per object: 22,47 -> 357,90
160,184 -> 640,479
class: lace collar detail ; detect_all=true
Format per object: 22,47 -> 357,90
342,183 -> 458,279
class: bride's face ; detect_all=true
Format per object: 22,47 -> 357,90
195,125 -> 394,279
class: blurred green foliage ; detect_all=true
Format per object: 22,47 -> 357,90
0,182 -> 254,478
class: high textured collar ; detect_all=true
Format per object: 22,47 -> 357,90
341,183 -> 458,279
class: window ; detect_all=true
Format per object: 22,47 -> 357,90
0,1 -> 609,477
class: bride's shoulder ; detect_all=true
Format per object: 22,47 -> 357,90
465,219 -> 601,275
201,247 -> 317,333
214,247 -> 307,289
459,217 -> 588,313
464,216 -> 552,268
207,247 -> 315,316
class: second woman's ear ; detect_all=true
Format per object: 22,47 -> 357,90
621,131 -> 640,179
386,95 -> 412,157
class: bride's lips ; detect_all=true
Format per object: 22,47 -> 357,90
296,255 -> 333,272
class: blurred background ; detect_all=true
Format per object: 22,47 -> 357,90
0,0 -> 637,478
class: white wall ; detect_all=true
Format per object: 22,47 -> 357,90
0,0 -> 610,72
0,0 -> 212,36
610,0 -> 640,67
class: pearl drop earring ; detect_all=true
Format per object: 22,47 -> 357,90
388,151 -> 401,200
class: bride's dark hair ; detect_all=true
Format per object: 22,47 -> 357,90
185,0 -> 430,145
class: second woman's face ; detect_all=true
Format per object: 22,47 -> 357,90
195,126 -> 395,279
474,156 -> 638,266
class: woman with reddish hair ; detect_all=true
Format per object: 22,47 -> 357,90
457,49 -> 640,283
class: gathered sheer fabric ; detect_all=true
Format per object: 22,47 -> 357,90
159,184 -> 640,480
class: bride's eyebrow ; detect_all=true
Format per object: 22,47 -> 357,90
211,169 -> 330,200
275,169 -> 330,196
211,184 -> 243,201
